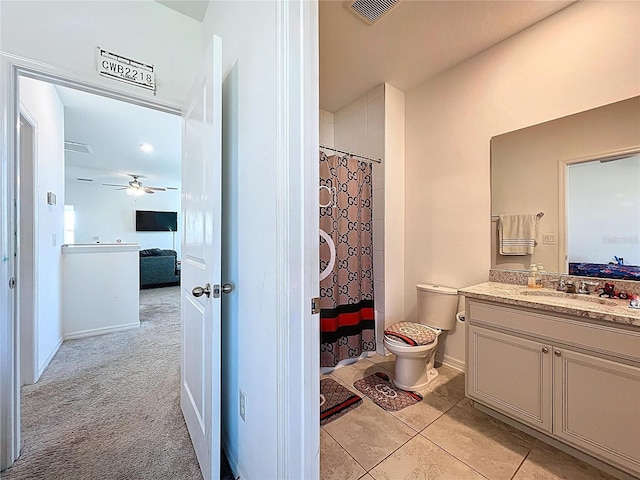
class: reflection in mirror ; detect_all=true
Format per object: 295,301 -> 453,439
567,154 -> 639,280
491,96 -> 640,280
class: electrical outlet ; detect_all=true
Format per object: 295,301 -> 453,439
239,390 -> 246,422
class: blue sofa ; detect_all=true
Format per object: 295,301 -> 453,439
139,248 -> 180,288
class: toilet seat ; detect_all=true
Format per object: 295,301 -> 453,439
384,322 -> 439,347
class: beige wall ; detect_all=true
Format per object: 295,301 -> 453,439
404,1 -> 640,368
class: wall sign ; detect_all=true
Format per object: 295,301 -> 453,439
97,48 -> 155,93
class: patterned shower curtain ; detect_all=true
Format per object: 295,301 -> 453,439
319,152 -> 375,367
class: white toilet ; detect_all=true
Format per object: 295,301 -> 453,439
383,284 -> 458,391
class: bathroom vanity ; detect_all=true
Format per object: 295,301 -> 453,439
460,282 -> 640,479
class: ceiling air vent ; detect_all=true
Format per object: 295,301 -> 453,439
348,0 -> 401,26
64,141 -> 92,154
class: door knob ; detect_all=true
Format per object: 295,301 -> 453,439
222,283 -> 234,294
192,283 -> 211,298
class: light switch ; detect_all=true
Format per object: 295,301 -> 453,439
542,233 -> 556,245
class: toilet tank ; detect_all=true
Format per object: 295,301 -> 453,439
416,284 -> 458,330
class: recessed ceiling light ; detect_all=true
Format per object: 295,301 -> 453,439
139,143 -> 154,153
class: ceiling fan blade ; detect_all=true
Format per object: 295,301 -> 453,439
144,188 -> 155,194
102,183 -> 129,187
145,186 -> 166,191
116,188 -> 129,190
165,187 -> 179,191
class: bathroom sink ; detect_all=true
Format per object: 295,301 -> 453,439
519,289 -> 619,306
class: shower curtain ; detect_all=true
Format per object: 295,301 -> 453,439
319,152 -> 375,367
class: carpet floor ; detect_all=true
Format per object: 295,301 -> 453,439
2,286 -> 232,480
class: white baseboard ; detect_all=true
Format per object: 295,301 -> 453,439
36,336 -> 63,380
63,322 -> 139,341
435,351 -> 465,372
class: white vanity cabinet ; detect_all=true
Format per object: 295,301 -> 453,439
465,299 -> 640,478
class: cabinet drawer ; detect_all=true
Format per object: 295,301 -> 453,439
467,300 -> 640,363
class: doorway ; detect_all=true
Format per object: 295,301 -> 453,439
17,75 -> 183,380
6,70 -> 190,476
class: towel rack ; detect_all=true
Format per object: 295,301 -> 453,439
491,211 -> 544,222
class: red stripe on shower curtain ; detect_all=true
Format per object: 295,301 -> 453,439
320,308 -> 375,332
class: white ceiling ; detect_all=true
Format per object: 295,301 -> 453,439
57,84 -> 182,190
155,0 -> 209,22
320,0 -> 575,112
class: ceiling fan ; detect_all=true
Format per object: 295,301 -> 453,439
103,174 -> 176,195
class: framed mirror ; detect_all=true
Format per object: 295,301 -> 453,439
491,96 -> 640,280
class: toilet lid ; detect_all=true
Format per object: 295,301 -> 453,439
384,322 -> 437,346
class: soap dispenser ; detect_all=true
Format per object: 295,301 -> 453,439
527,265 -> 538,288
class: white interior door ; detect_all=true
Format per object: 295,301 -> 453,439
180,36 -> 222,480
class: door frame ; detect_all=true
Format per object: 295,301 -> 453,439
17,108 -> 38,386
557,146 -> 640,274
0,53 -> 181,470
274,2 -> 320,478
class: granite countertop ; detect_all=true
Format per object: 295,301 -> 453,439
460,282 -> 640,328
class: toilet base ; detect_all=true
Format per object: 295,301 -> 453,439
390,346 -> 439,391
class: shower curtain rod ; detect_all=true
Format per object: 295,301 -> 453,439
320,144 -> 382,164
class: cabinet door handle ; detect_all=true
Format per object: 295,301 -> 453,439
554,350 -> 562,357
542,347 -> 549,354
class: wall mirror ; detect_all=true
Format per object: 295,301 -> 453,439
490,96 -> 640,281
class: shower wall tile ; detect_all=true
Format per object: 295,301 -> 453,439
373,188 -> 384,220
367,83 -> 384,102
375,311 -> 386,344
372,161 -> 385,188
373,219 -> 384,251
351,132 -> 367,158
335,94 -> 367,122
367,97 -> 385,131
368,126 -> 385,161
320,109 -> 334,146
374,280 -> 385,313
374,250 -> 385,281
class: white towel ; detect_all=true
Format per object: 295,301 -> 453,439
498,214 -> 538,255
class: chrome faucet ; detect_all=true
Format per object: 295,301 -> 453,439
577,280 -> 599,294
577,281 -> 590,294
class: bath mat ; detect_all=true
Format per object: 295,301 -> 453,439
320,378 -> 362,426
354,372 -> 423,412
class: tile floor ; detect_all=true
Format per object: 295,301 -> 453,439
320,354 -> 618,480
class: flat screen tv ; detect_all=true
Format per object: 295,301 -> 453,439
135,210 -> 177,232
